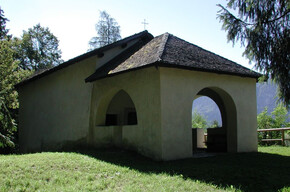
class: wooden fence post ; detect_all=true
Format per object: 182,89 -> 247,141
281,130 -> 285,146
257,127 -> 290,146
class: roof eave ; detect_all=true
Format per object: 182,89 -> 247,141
15,30 -> 152,88
91,61 -> 262,81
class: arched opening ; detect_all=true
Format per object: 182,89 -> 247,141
191,87 -> 237,153
105,90 -> 138,126
192,96 -> 223,151
192,96 -> 222,128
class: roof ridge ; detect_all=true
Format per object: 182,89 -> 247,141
156,33 -> 170,61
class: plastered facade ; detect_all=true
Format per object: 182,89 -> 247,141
19,62 -> 257,160
18,56 -> 95,152
87,66 -> 257,160
159,67 -> 257,160
18,40 -> 139,152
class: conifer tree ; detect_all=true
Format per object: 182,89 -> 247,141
89,11 -> 121,50
217,0 -> 290,107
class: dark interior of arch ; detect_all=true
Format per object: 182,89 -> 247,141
105,90 -> 137,126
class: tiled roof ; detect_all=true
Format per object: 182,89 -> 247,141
16,31 -> 261,86
104,33 -> 261,79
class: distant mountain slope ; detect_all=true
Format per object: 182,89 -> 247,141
256,81 -> 278,114
192,81 -> 288,125
192,97 -> 222,126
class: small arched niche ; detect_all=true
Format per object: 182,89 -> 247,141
105,90 -> 138,126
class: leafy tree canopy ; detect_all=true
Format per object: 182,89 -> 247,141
271,103 -> 289,128
257,103 -> 289,145
257,104 -> 289,129
0,39 -> 31,148
192,110 -> 208,129
89,11 -> 121,50
217,0 -> 290,107
257,107 -> 272,130
17,24 -> 63,71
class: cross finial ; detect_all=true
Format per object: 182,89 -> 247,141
141,19 -> 149,30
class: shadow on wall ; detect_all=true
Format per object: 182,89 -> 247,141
76,148 -> 290,192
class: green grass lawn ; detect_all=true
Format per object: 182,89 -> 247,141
259,145 -> 290,156
0,146 -> 289,192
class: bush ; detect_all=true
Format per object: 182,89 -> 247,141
257,103 -> 289,145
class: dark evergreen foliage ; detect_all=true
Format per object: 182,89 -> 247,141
217,0 -> 290,107
0,6 -> 10,39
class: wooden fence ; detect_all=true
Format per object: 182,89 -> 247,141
257,127 -> 290,146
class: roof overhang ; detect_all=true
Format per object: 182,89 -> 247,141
86,61 -> 262,82
15,30 -> 153,88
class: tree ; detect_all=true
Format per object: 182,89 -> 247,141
0,39 -> 31,148
17,24 -> 63,70
210,120 -> 220,128
257,104 -> 289,145
89,11 -> 121,50
271,103 -> 289,128
257,107 -> 273,129
217,1 -> 290,107
257,107 -> 274,145
0,6 -> 10,39
192,110 -> 208,129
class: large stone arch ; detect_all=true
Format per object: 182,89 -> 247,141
193,87 -> 237,152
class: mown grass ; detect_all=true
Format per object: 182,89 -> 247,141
259,145 -> 290,156
0,146 -> 289,192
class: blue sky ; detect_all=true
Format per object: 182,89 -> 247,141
1,0 -> 254,69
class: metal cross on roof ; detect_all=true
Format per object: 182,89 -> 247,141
141,19 -> 149,30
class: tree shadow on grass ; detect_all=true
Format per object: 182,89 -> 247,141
77,148 -> 290,192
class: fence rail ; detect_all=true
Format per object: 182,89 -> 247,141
257,127 -> 290,146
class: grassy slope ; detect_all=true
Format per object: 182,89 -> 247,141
0,146 -> 289,192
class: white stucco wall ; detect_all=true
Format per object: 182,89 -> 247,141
19,58 -> 258,161
159,67 -> 257,160
18,56 -> 96,152
88,66 -> 257,160
18,42 -> 138,152
88,67 -> 163,160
